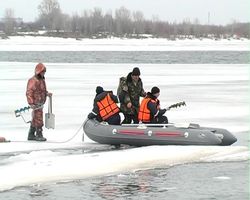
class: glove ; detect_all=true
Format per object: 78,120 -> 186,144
30,104 -> 44,110
88,112 -> 96,119
159,108 -> 167,116
29,104 -> 36,109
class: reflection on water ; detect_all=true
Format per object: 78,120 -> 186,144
90,169 -> 180,200
28,187 -> 50,198
1,161 -> 248,200
93,171 -> 158,200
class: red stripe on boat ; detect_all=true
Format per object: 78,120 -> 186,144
155,132 -> 183,137
118,130 -> 145,136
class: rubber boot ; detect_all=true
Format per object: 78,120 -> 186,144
35,127 -> 47,142
27,125 -> 36,141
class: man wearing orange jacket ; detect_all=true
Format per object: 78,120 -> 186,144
26,63 -> 52,141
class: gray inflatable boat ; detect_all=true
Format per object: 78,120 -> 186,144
83,119 -> 237,146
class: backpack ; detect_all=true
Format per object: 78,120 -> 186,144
117,77 -> 128,103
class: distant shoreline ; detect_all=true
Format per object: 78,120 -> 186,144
1,32 -> 250,41
0,35 -> 249,51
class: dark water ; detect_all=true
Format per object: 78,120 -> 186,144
0,51 -> 249,63
1,161 -> 248,200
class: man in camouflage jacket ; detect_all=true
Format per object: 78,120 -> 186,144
117,67 -> 146,123
26,63 -> 52,141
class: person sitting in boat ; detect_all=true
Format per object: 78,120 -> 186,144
138,86 -> 168,124
88,86 -> 121,125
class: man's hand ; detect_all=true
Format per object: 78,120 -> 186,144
158,108 -> 167,116
30,104 -> 36,109
127,102 -> 132,108
30,104 -> 44,110
47,92 -> 52,97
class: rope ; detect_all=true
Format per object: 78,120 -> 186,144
9,122 -> 85,144
46,122 -> 84,144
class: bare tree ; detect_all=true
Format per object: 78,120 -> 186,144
193,18 -> 201,37
71,13 -> 79,33
182,18 -> 192,37
4,8 -> 15,35
103,10 -> 114,37
133,11 -> 145,35
37,0 -> 63,31
60,14 -> 71,33
80,10 -> 92,37
92,7 -> 104,35
26,5 -> 248,39
115,7 -> 132,36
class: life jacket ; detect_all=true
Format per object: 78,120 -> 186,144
97,93 -> 120,120
138,97 -> 157,122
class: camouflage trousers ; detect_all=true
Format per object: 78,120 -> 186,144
31,108 -> 43,127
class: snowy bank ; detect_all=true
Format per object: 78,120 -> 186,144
0,36 -> 249,51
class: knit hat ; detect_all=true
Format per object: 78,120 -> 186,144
151,86 -> 160,95
131,67 -> 140,76
96,86 -> 104,95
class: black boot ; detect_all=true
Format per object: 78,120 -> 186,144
35,127 -> 47,142
28,126 -> 36,141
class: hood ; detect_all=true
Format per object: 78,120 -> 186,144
35,63 -> 46,75
126,72 -> 142,83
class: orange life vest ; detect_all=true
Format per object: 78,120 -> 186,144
97,93 -> 120,120
138,97 -> 157,122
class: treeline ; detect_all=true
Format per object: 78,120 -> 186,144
1,0 -> 250,39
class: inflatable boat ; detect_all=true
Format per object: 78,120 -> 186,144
83,119 -> 237,146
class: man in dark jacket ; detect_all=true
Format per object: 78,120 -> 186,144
138,86 -> 168,124
117,67 -> 146,124
88,86 -> 121,125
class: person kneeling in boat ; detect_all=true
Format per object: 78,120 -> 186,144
88,86 -> 121,125
138,86 -> 168,124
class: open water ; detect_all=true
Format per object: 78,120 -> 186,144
0,51 -> 249,64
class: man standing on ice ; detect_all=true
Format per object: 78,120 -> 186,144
26,63 -> 52,141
